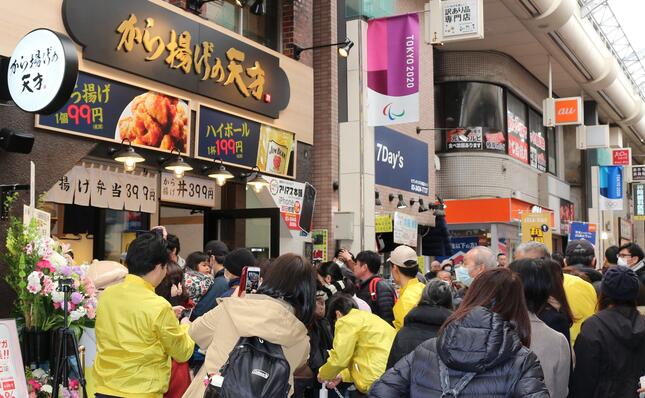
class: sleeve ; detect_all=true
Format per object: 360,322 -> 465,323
512,351 -> 550,398
318,317 -> 358,381
188,301 -> 224,349
368,350 -> 414,398
569,327 -> 601,398
386,334 -> 403,370
155,304 -> 195,363
376,281 -> 395,325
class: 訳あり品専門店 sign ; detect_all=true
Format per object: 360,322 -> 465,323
374,127 -> 429,195
61,0 -> 290,119
195,105 -> 296,177
37,71 -> 191,155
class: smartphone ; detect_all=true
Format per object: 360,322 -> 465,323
180,307 -> 193,319
299,182 -> 316,233
245,266 -> 261,294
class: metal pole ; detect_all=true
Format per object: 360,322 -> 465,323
548,56 -> 553,99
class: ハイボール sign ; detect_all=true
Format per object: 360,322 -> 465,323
62,0 -> 290,119
6,29 -> 78,114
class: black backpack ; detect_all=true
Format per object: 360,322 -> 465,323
218,336 -> 291,398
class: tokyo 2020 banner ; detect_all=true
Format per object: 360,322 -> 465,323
367,14 -> 419,126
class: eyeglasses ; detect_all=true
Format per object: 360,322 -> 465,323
617,253 -> 632,258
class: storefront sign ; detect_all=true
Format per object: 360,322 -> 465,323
632,165 -> 645,181
569,221 -> 597,244
62,0 -> 289,119
375,214 -> 393,233
0,319 -> 28,398
367,14 -> 419,126
375,127 -> 429,194
393,211 -> 418,247
543,97 -> 583,126
7,29 -> 78,114
446,127 -> 482,150
37,72 -> 190,154
633,183 -> 645,220
599,166 -> 623,210
449,236 -> 478,255
521,212 -> 552,252
160,173 -> 217,207
508,109 -> 528,164
196,105 -> 295,177
559,199 -> 574,235
619,217 -> 632,241
265,177 -> 316,233
427,0 -> 484,44
45,165 -> 158,213
311,229 -> 328,262
529,128 -> 547,172
612,148 -> 631,166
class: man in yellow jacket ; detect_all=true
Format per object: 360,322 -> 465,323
93,232 -> 195,398
390,245 -> 425,330
318,295 -> 396,396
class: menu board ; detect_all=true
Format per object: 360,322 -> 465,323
37,72 -> 190,154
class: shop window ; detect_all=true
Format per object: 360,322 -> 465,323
507,92 -> 529,164
202,0 -> 280,51
437,82 -> 506,153
547,127 -> 557,175
528,109 -> 547,172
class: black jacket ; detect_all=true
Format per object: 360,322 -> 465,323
370,307 -> 549,398
570,306 -> 645,398
356,275 -> 396,325
538,305 -> 571,343
386,305 -> 452,369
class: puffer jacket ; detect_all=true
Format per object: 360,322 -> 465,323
356,275 -> 396,325
369,306 -> 549,398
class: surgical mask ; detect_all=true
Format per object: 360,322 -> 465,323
455,266 -> 473,287
617,257 -> 629,267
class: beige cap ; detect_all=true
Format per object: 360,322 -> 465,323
388,245 -> 418,268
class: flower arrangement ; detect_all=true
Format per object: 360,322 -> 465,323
26,367 -> 80,398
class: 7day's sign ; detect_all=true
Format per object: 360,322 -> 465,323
375,127 -> 429,194
62,0 -> 289,118
37,72 -> 190,154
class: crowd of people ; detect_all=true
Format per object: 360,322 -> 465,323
88,226 -> 645,398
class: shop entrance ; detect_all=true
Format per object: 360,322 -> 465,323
204,208 -> 281,261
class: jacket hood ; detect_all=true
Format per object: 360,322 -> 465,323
596,306 -> 645,350
404,305 -> 452,328
218,294 -> 308,348
437,306 -> 523,373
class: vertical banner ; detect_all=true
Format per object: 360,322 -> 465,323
0,320 -> 28,398
367,14 -> 419,126
633,183 -> 645,220
73,166 -> 91,206
311,229 -> 328,263
599,166 -> 623,210
521,212 -> 553,252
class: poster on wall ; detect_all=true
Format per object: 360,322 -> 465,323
520,212 -> 552,252
195,105 -> 295,177
375,214 -> 394,233
37,72 -> 190,154
559,199 -> 575,235
311,229 -> 328,263
393,211 -> 418,247
265,177 -> 316,233
529,128 -> 547,172
367,14 -> 419,126
569,221 -> 597,244
599,166 -> 623,210
446,127 -> 482,150
0,319 -> 29,398
507,110 -> 528,163
375,127 -> 429,194
160,173 -> 217,208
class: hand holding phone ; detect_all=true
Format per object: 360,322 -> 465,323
238,266 -> 262,296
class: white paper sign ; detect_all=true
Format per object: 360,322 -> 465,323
443,0 -> 479,37
123,174 -> 141,212
73,166 -> 91,206
393,211 -> 418,247
107,171 -> 125,211
0,319 -> 29,398
23,205 -> 51,238
44,169 -> 76,204
140,174 -> 158,213
160,173 -> 216,208
89,167 -> 109,208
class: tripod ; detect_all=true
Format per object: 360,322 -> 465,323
52,278 -> 88,398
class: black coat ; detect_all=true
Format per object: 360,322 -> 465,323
570,306 -> 645,398
356,275 -> 396,325
370,307 -> 549,398
538,305 -> 571,343
386,305 -> 452,369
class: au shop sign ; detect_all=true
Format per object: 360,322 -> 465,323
375,127 -> 429,194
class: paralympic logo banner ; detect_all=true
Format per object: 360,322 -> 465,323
599,165 -> 623,211
367,14 -> 419,126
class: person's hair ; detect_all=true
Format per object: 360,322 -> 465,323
515,241 -> 550,259
355,250 -> 382,274
166,234 -> 180,255
604,245 -> 620,265
468,246 -> 497,270
419,279 -> 453,309
185,251 -> 210,271
326,294 -> 358,325
441,268 -> 531,347
565,251 -> 594,268
126,232 -> 170,276
256,253 -> 316,325
619,242 -> 644,262
437,270 -> 452,280
542,259 -> 574,325
394,261 -> 419,278
551,252 -> 565,268
155,261 -> 188,303
317,261 -> 356,295
598,290 -> 637,311
335,249 -> 355,261
257,258 -> 273,279
509,259 -> 551,314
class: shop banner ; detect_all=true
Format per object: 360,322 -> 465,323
599,166 -> 623,210
161,173 -> 217,208
632,165 -> 645,181
312,229 -> 328,262
529,129 -> 547,172
375,214 -> 394,233
521,212 -> 552,252
446,127 -> 482,150
393,211 -> 418,247
598,148 -> 632,167
0,319 -> 28,398
449,236 -> 479,256
265,177 -> 316,233
45,165 -> 158,213
633,183 -> 645,221
367,14 -> 419,126
508,109 -> 528,164
569,222 -> 597,244
37,72 -> 190,154
196,105 -> 295,177
375,127 -> 429,194
559,199 -> 575,235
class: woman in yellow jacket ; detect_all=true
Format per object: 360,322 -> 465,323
318,294 -> 396,397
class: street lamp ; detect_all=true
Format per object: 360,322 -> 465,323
292,38 -> 354,60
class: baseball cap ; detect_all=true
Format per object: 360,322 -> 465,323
204,240 -> 229,258
388,245 -> 418,268
565,239 -> 595,257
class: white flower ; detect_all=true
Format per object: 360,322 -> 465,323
27,272 -> 42,294
51,291 -> 64,303
32,368 -> 47,379
49,251 -> 68,269
41,384 -> 53,394
70,309 -> 83,321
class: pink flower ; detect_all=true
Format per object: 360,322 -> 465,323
85,304 -> 96,319
27,379 -> 42,391
36,259 -> 53,272
41,276 -> 54,295
69,379 -> 80,390
71,292 -> 84,305
83,277 -> 96,298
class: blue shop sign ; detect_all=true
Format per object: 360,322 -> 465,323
375,126 -> 429,194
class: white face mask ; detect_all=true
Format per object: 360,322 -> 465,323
617,257 -> 629,267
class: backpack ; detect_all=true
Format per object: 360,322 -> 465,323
217,336 -> 291,398
368,277 -> 398,304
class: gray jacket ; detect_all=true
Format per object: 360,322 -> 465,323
529,312 -> 571,398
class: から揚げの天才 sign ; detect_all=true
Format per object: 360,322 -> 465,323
61,0 -> 290,119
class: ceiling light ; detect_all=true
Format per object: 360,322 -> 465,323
113,139 -> 145,172
375,191 -> 382,206
162,149 -> 193,179
249,0 -> 264,15
397,194 -> 407,209
337,39 -> 354,58
246,167 -> 269,193
208,158 -> 235,187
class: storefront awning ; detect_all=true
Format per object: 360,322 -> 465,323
444,198 -> 554,227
